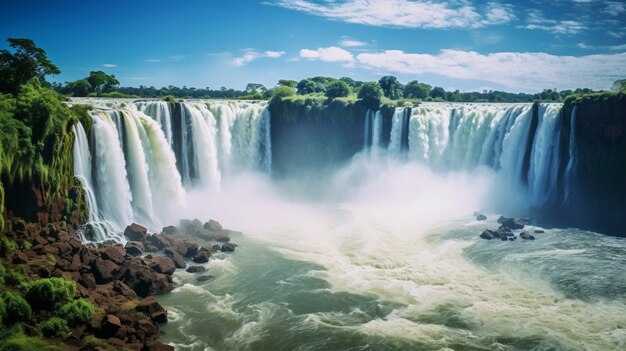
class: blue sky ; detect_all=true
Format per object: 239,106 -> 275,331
1,0 -> 625,93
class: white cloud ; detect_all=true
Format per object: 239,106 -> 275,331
578,42 -> 626,51
299,46 -> 354,62
355,49 -> 626,92
168,55 -> 186,62
340,39 -> 367,47
520,20 -> 587,34
232,50 -> 285,66
103,63 -> 117,68
146,58 -> 162,63
603,1 -> 626,15
269,0 -> 515,29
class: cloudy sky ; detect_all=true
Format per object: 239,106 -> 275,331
1,0 -> 625,92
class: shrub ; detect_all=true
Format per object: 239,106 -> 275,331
325,81 -> 351,99
38,317 -> 69,339
0,333 -> 62,351
1,238 -> 19,256
57,299 -> 95,326
357,82 -> 383,109
3,268 -> 25,286
25,278 -> 75,310
2,291 -> 32,323
0,294 -> 5,325
80,335 -> 106,350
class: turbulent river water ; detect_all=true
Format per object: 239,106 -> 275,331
70,99 -> 626,350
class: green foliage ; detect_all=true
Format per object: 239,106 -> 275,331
245,83 -> 266,93
45,253 -> 56,267
69,104 -> 93,133
25,278 -> 76,310
65,79 -> 92,97
325,80 -> 351,99
1,291 -> 32,323
38,317 -> 69,339
277,79 -> 297,88
378,76 -> 403,100
296,79 -> 325,95
611,79 -> 626,91
357,82 -> 383,109
1,238 -> 18,256
86,71 -> 119,93
270,86 -> 296,101
0,38 -> 60,96
403,80 -> 431,99
430,86 -> 446,99
57,299 -> 95,326
3,268 -> 26,285
80,335 -> 106,350
0,332 -> 62,351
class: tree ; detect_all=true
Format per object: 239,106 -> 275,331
611,79 -> 626,91
325,80 -> 350,99
0,38 -> 60,95
430,86 -> 446,99
66,79 -> 92,97
378,76 -> 403,100
86,71 -> 119,93
403,80 -> 431,99
245,83 -> 266,93
277,79 -> 297,88
357,82 -> 383,108
296,79 -> 324,94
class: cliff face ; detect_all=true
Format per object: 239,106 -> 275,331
560,93 -> 626,235
269,97 -> 395,178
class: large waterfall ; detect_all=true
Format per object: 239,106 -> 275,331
71,98 -> 271,241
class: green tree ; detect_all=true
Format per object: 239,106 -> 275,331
86,70 -> 119,93
66,79 -> 92,97
0,38 -> 60,95
325,80 -> 351,99
378,76 -> 403,100
245,83 -> 266,93
296,79 -> 323,94
277,79 -> 297,88
357,82 -> 383,108
403,80 -> 431,99
611,79 -> 626,91
430,86 -> 446,99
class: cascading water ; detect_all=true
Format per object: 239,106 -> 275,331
388,107 -> 405,155
528,104 -> 562,206
70,98 -> 271,242
563,106 -> 578,205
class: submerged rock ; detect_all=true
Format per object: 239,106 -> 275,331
221,243 -> 238,252
534,229 -> 545,233
197,275 -> 214,283
476,214 -> 487,221
500,218 -> 524,230
480,230 -> 495,240
185,265 -> 206,273
520,232 -> 535,240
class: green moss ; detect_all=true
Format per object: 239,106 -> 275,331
1,291 -> 32,323
57,299 -> 95,326
3,268 -> 26,286
25,278 -> 76,310
80,335 -> 106,350
38,317 -> 69,339
45,253 -> 56,267
0,333 -> 62,351
1,238 -> 18,256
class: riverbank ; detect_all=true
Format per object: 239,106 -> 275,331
0,217 -> 238,350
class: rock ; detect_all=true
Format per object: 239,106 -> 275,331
99,314 -> 122,338
220,243 -> 237,252
79,273 -> 97,290
125,241 -> 144,256
144,244 -> 159,253
204,219 -> 223,233
186,265 -> 206,273
192,250 -> 210,263
197,275 -> 214,283
144,341 -> 175,351
210,244 -> 221,253
497,216 -> 509,224
161,225 -> 178,234
496,229 -> 514,237
215,234 -> 230,243
112,280 -> 138,300
146,234 -> 168,251
164,249 -> 186,269
101,245 -> 126,264
476,214 -> 487,221
171,240 -> 198,258
150,256 -> 176,275
68,254 -> 82,271
500,218 -> 524,230
107,338 -> 125,348
501,236 -> 508,241
150,310 -> 168,324
520,232 -> 535,240
534,229 -> 545,233
12,251 -> 29,264
480,230 -> 495,240
124,223 -> 148,242
92,258 -> 123,283
122,257 -> 173,297
137,296 -> 166,315
509,236 -> 517,241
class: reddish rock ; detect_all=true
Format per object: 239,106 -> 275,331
12,251 -> 29,264
192,250 -> 210,263
122,257 -> 173,297
99,314 -> 122,338
125,241 -> 144,256
101,245 -> 126,264
124,223 -> 148,242
185,265 -> 206,273
150,256 -> 176,275
164,249 -> 186,269
171,240 -> 198,258
92,258 -> 123,283
68,254 -> 82,271
146,234 -> 168,250
79,273 -> 97,290
112,280 -> 138,300
144,341 -> 175,351
137,296 -> 166,315
150,310 -> 168,324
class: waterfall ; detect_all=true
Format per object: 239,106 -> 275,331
363,110 -> 371,148
372,110 -> 383,148
136,101 -> 173,146
563,106 -> 578,205
388,108 -> 405,155
181,102 -> 221,190
528,104 -> 562,206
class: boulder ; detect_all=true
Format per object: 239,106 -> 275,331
186,265 -> 206,273
214,234 -> 230,243
164,249 -> 186,269
210,244 -> 221,253
78,273 -> 97,290
476,214 -> 487,221
220,243 -> 237,252
509,236 -> 517,241
534,229 -> 545,233
203,219 -> 223,233
500,218 -> 524,230
122,258 -> 173,297
480,230 -> 495,240
171,241 -> 198,258
150,310 -> 168,324
146,234 -> 168,251
92,258 -> 123,283
520,232 -> 535,240
192,250 -> 210,263
197,275 -> 214,283
150,256 -> 176,275
99,314 -> 122,338
137,296 -> 166,315
124,223 -> 148,242
500,236 -> 508,241
125,241 -> 144,256
101,245 -> 126,264
143,341 -> 175,351
161,225 -> 178,235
